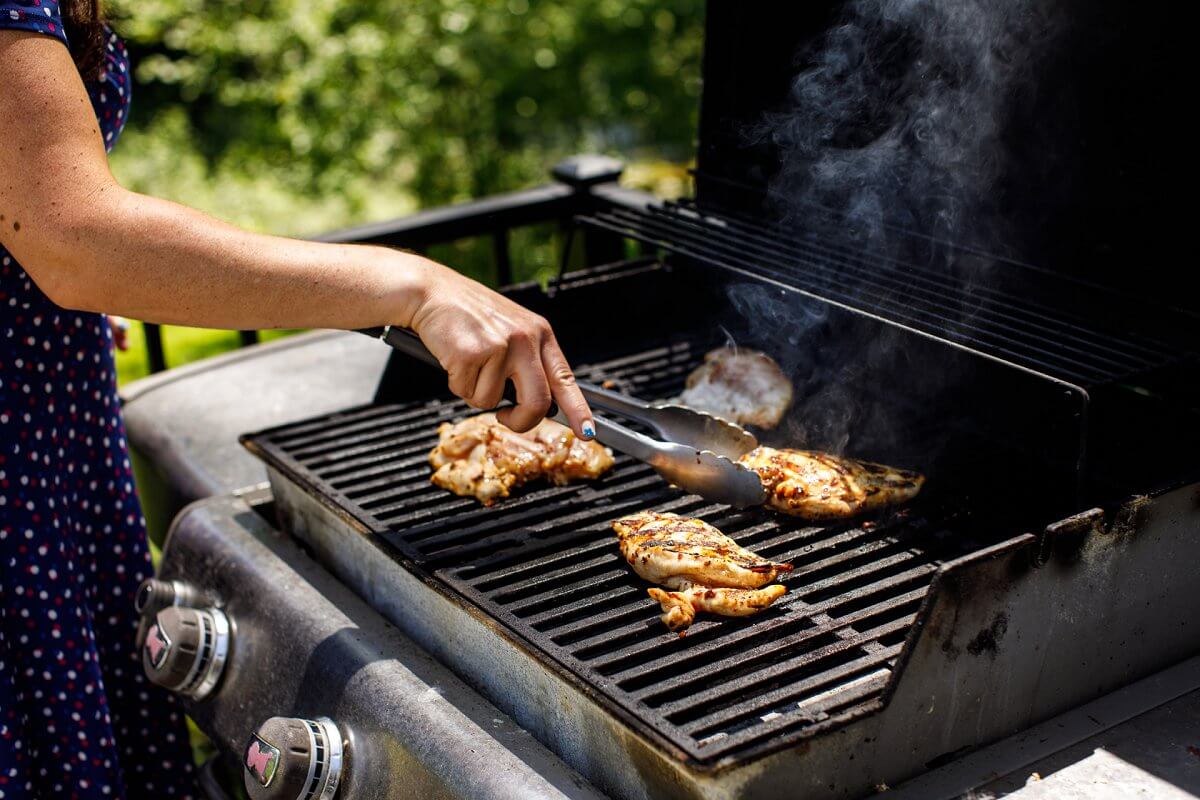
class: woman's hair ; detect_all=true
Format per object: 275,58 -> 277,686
61,0 -> 107,80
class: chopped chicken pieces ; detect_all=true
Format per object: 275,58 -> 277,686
738,447 -> 924,520
612,511 -> 791,633
430,413 -> 614,506
678,347 -> 794,429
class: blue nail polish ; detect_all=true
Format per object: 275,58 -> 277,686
581,420 -> 596,440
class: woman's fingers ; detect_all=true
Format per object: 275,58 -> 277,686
541,338 -> 594,440
494,347 -> 553,433
468,352 -> 507,410
445,358 -> 482,405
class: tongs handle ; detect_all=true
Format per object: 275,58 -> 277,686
578,381 -> 655,419
358,326 -> 558,418
359,325 -> 437,367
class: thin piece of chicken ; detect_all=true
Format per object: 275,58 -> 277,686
612,511 -> 791,632
678,347 -> 794,429
648,585 -> 788,633
430,413 -> 614,505
738,446 -> 924,520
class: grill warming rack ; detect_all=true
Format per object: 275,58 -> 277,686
579,199 -> 1181,388
244,339 -> 989,765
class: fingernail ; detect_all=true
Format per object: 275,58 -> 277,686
581,420 -> 596,440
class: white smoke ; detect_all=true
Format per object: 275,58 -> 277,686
749,0 -> 1065,258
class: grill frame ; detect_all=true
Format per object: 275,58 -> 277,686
243,334 -> 998,767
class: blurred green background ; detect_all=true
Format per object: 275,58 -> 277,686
107,0 -> 705,383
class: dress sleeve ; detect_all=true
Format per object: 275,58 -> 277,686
0,1 -> 68,47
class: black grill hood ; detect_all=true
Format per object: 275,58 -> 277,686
695,1 -> 1194,313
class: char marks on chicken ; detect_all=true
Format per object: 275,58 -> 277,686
739,446 -> 924,520
429,413 -> 614,506
612,511 -> 792,633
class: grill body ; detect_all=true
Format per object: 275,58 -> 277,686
242,259 -> 1200,798
256,422 -> 1199,800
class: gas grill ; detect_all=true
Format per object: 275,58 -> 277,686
122,3 -> 1200,799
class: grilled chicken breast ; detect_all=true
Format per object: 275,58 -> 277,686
612,511 -> 792,632
678,347 -> 794,429
739,447 -> 924,520
430,413 -> 614,505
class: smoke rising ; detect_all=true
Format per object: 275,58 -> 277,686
727,1 -> 1067,461
748,0 -> 1064,258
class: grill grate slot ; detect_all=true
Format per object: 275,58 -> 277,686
245,336 -> 981,765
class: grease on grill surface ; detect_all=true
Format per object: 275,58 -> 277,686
613,511 -> 792,634
429,412 -> 614,505
740,447 -> 925,520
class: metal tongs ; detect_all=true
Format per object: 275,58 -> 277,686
360,326 -> 768,508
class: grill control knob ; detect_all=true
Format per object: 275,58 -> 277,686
243,717 -> 344,800
133,578 -> 214,650
141,605 -> 230,700
135,578 -> 201,616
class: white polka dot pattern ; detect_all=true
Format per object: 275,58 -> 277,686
1,4 -> 195,798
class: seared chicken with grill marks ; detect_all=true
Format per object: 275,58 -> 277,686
430,413 -> 614,506
678,347 -> 794,429
612,511 -> 792,633
738,447 -> 924,520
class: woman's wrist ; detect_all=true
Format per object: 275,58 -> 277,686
377,247 -> 438,330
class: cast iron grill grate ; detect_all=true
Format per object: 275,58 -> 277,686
580,200 -> 1180,387
244,338 -> 981,765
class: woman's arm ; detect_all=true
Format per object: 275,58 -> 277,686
0,31 -> 592,436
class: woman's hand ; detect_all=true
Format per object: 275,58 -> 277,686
408,261 -> 595,439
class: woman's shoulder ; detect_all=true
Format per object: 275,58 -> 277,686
0,1 -> 68,46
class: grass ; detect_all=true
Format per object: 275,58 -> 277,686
115,322 -> 303,385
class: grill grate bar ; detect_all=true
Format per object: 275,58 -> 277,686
457,494 -> 707,586
275,402 -> 449,452
680,644 -> 903,735
573,561 -> 935,668
264,403 -> 410,445
543,538 -> 938,655
695,670 -> 892,752
619,591 -> 922,702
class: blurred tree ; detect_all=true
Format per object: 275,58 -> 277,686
107,0 -> 704,250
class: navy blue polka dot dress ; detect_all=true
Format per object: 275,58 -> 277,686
1,3 -> 197,798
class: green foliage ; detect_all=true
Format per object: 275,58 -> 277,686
108,0 -> 704,237
105,1 -> 704,382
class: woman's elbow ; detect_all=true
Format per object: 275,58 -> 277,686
33,263 -> 92,310
7,239 -> 98,311
7,216 -> 108,312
